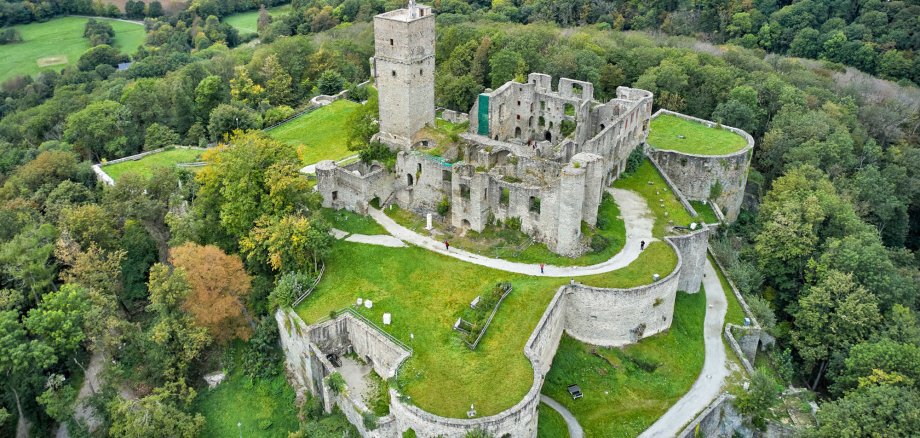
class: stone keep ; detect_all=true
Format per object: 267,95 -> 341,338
372,2 -> 435,149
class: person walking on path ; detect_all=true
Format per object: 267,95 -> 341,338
640,240 -> 645,250
540,263 -> 545,274
444,240 -> 450,251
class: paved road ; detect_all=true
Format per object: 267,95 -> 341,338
368,187 -> 656,277
638,259 -> 729,437
540,395 -> 584,438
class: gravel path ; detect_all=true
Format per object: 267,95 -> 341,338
540,395 -> 584,438
368,187 -> 655,277
344,233 -> 406,247
638,259 -> 729,437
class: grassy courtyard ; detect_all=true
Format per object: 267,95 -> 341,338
648,114 -> 748,155
541,291 -> 706,437
0,16 -> 145,82
102,148 -> 203,181
320,208 -> 388,235
266,99 -> 362,165
690,200 -> 720,224
295,235 -> 680,418
223,4 -> 292,34
613,159 -> 695,236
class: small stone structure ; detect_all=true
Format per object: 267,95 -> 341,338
646,109 -> 754,222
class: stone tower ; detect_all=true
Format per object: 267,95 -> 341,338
372,1 -> 435,150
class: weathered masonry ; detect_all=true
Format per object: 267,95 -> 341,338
371,1 -> 436,150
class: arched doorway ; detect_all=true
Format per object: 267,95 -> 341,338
407,174 -> 414,186
514,126 -> 522,137
544,131 -> 552,142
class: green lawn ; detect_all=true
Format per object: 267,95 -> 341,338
320,208 -> 388,235
193,346 -> 300,438
541,291 -> 707,438
710,254 -> 746,327
613,159 -> 695,236
648,114 -> 748,155
223,4 -> 292,34
537,403 -> 570,438
295,236 -> 679,418
266,99 -> 362,165
0,16 -> 145,82
103,148 -> 203,181
690,200 -> 720,224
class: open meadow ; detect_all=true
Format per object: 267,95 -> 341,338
0,16 -> 145,82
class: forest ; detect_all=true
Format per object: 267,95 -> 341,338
0,0 -> 919,436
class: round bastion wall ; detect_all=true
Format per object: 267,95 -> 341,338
647,110 -> 754,222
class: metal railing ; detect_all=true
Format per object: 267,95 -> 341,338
291,263 -> 326,307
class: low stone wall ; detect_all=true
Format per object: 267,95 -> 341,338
647,109 -> 754,222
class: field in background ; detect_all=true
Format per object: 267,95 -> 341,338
0,16 -> 145,82
223,4 -> 292,34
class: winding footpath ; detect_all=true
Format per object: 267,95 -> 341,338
540,395 -> 584,438
638,259 -> 729,437
367,187 -> 656,277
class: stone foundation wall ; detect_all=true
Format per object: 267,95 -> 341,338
647,110 -> 754,222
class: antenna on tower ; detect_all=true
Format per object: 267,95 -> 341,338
408,0 -> 418,18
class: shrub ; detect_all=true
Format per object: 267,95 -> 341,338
359,141 -> 397,170
709,179 -> 723,199
505,216 -> 521,231
361,411 -> 378,430
269,271 -> 315,309
437,197 -> 450,216
623,146 -> 644,176
590,234 -> 609,252
326,372 -> 346,395
262,105 -> 295,127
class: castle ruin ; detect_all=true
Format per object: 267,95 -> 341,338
317,1 -> 654,256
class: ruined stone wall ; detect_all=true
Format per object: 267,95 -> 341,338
316,160 -> 395,212
669,226 -> 712,293
647,110 -> 754,222
307,313 -> 411,379
395,152 -> 453,213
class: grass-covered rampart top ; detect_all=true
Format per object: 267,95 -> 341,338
223,4 -> 292,34
103,148 -> 202,181
0,16 -> 145,82
266,99 -> 361,165
648,114 -> 748,155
